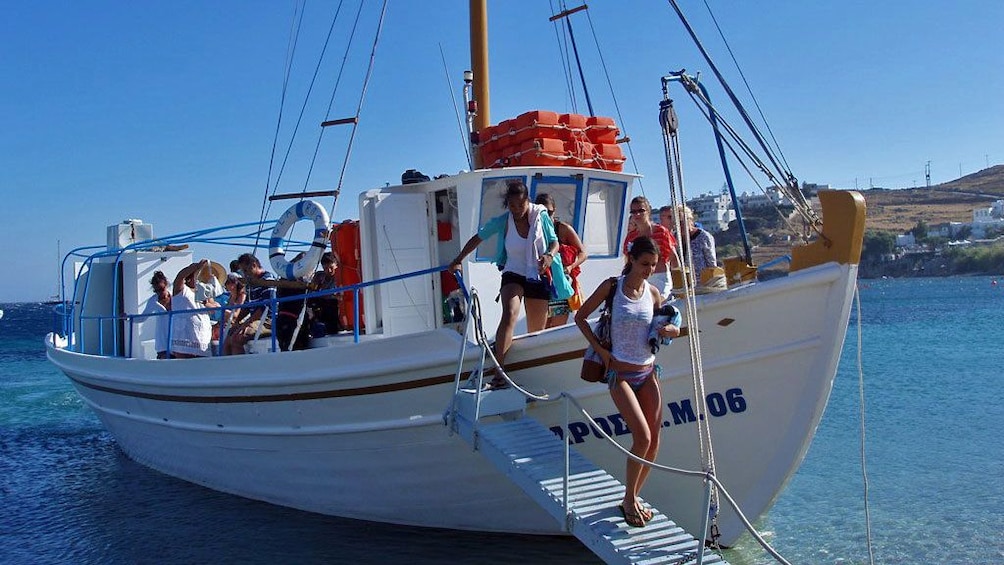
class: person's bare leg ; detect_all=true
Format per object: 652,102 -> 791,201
609,379 -> 652,524
493,283 -> 523,371
523,297 -> 549,333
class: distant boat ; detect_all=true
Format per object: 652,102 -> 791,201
0,309 -> 4,321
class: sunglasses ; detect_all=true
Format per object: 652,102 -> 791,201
629,209 -> 646,215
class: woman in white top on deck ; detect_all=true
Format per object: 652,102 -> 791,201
169,260 -> 216,358
574,236 -> 680,528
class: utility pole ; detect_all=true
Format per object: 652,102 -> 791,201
959,163 -> 963,178
925,161 -> 931,188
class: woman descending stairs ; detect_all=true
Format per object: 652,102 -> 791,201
446,384 -> 728,565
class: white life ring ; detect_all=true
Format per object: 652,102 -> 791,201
269,200 -> 330,280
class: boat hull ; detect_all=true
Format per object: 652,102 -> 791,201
48,261 -> 857,546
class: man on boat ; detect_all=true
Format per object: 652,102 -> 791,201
224,253 -> 276,355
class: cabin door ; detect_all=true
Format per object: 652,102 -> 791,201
371,193 -> 437,336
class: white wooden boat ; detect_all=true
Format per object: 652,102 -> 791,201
46,0 -> 865,549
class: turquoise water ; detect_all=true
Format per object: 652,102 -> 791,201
2,277 -> 1003,564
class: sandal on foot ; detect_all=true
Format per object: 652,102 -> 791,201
638,506 -> 653,523
485,370 -> 508,390
618,504 -> 646,528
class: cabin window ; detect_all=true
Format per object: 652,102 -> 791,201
529,176 -> 582,233
475,175 -> 525,261
581,178 -> 627,257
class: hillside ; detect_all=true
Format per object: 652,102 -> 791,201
858,165 -> 1004,233
730,165 -> 1004,267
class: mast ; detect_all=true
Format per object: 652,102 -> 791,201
470,0 -> 489,167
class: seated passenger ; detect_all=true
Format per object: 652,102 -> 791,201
676,204 -> 718,276
224,253 -> 275,355
308,252 -> 341,336
140,270 -> 172,359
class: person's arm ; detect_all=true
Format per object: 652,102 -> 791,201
538,210 -> 559,274
558,222 -> 588,273
173,260 -> 207,296
574,279 -> 616,366
448,234 -> 483,272
703,231 -> 718,267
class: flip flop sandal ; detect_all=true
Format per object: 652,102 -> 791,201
638,506 -> 654,523
618,504 -> 646,528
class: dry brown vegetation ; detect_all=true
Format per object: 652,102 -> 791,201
860,164 -> 1004,233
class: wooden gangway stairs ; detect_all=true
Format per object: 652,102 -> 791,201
449,387 -> 728,565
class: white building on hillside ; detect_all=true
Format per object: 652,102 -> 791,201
738,186 -> 794,211
971,200 -> 1004,238
686,191 -> 736,232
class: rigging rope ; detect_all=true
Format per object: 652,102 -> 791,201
699,0 -> 792,175
854,284 -> 877,565
439,43 -> 472,169
673,74 -> 822,237
332,0 -> 388,202
257,0 -> 307,250
582,6 -> 646,198
548,0 -> 579,114
658,93 -> 721,539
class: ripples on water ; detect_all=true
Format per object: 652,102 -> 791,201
3,279 -> 1003,564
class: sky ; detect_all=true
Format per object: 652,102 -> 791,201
2,0 -> 1001,302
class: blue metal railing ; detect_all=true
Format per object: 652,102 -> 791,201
53,263 -> 465,357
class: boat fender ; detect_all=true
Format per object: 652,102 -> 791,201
269,200 -> 330,280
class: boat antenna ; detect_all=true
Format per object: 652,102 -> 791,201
440,43 -> 473,169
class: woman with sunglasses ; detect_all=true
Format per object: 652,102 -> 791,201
623,196 -> 679,300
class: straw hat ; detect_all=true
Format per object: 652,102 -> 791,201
198,261 -> 227,286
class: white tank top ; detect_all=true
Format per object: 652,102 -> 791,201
504,213 -> 536,278
611,277 -> 655,366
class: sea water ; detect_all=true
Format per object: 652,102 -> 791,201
2,277 -> 1002,564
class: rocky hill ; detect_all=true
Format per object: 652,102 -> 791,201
858,165 -> 1004,233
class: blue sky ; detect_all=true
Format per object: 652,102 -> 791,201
2,1 -> 1001,302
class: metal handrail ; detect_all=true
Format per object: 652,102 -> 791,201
446,286 -> 791,565
56,262 -> 455,357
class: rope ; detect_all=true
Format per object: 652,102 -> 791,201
658,91 -> 722,535
299,0 -> 355,194
439,43 -> 472,169
332,0 -> 389,197
256,1 -> 307,250
699,0 -> 792,175
548,0 -> 579,114
582,6 -> 645,197
854,284 -> 877,565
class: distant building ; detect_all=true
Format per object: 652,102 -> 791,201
896,234 -> 916,247
929,222 -> 965,239
971,200 -> 1004,238
685,191 -> 735,232
800,182 -> 830,197
738,186 -> 794,211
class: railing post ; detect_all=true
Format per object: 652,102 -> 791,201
696,473 -> 714,565
353,288 -> 360,344
563,394 -> 571,529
